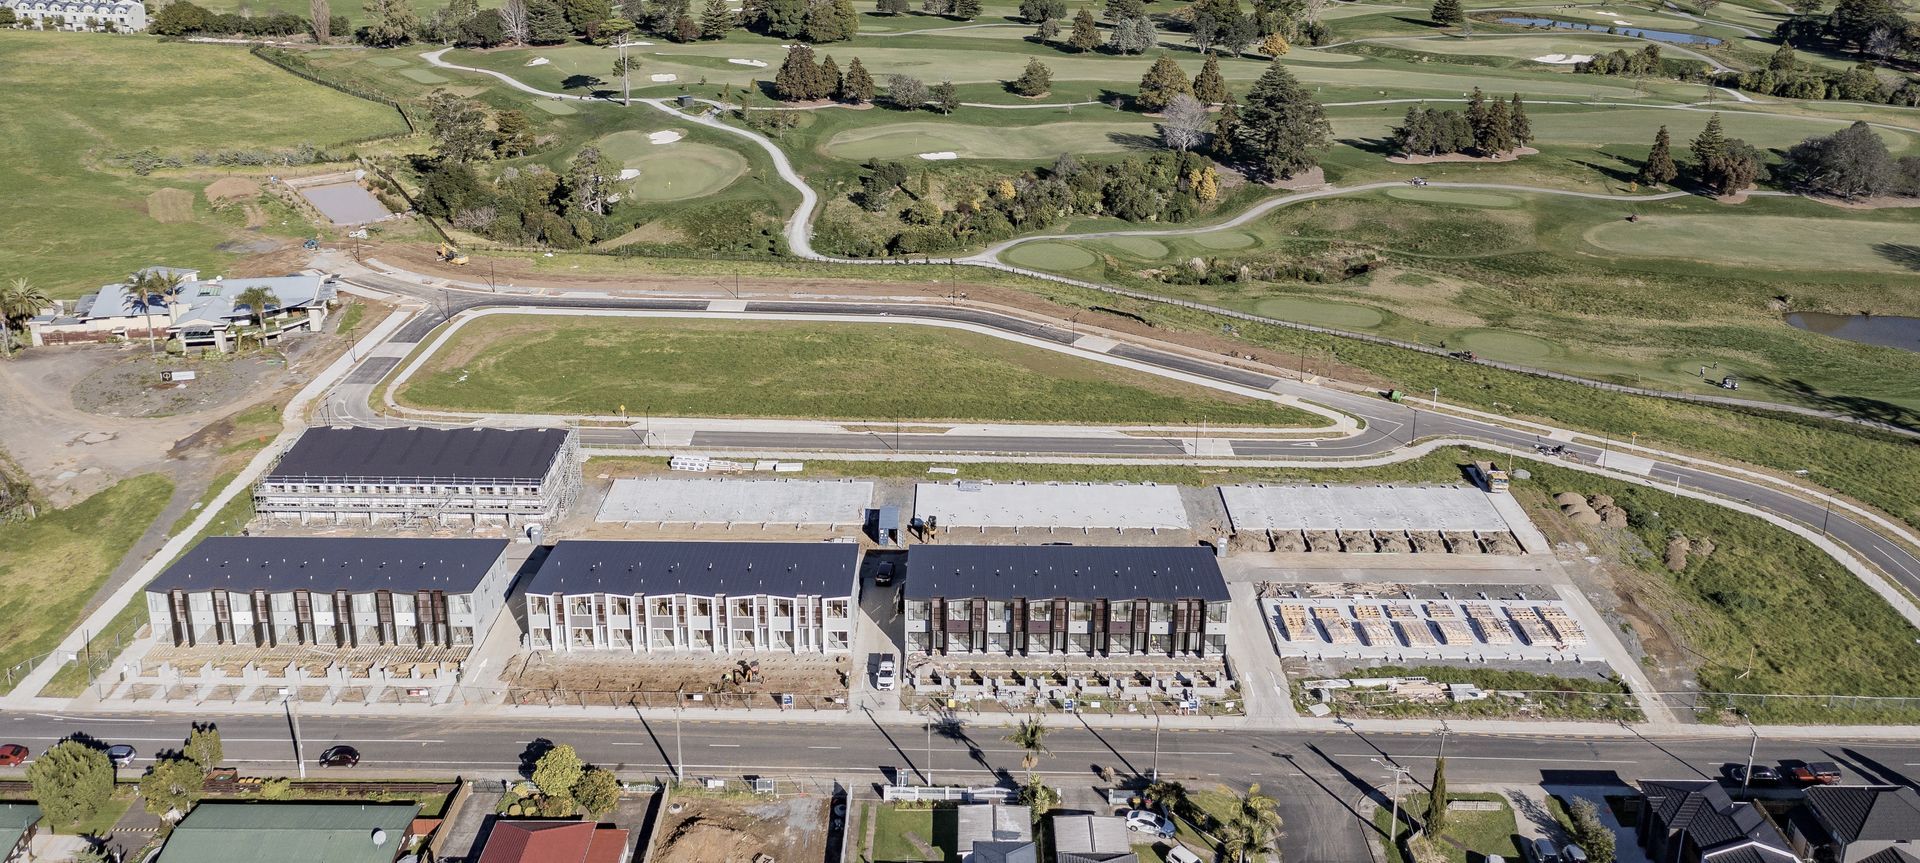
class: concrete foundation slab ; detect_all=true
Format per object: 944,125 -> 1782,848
1220,484 -> 1516,534
598,477 -> 873,525
913,481 -> 1188,530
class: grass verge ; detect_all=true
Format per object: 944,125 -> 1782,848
1374,792 -> 1524,863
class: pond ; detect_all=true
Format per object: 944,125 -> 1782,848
1499,16 -> 1724,46
1786,312 -> 1920,353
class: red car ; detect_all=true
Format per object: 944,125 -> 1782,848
0,744 -> 28,767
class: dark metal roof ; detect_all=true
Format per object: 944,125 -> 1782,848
1640,780 -> 1792,857
1805,786 -> 1920,844
905,546 -> 1228,601
526,541 -> 861,597
267,426 -> 570,484
146,536 -> 510,594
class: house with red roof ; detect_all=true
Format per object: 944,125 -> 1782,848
476,820 -> 631,863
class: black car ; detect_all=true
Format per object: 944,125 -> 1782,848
1728,763 -> 1779,785
319,745 -> 360,768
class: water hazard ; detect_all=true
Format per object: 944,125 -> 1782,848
1786,312 -> 1920,353
1499,16 -> 1724,46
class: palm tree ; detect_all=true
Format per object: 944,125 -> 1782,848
1003,715 -> 1050,781
232,286 -> 281,351
0,277 -> 50,358
1221,783 -> 1281,863
1146,778 -> 1190,821
125,270 -> 187,353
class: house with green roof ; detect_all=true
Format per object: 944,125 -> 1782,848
154,801 -> 422,863
0,803 -> 40,863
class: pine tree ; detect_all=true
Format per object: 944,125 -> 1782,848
1430,0 -> 1462,24
697,0 -> 732,36
1211,96 -> 1241,160
1137,54 -> 1194,112
763,0 -> 806,36
1011,57 -> 1053,96
952,0 -> 979,18
1508,93 -> 1532,146
1465,86 -> 1490,151
1423,757 -> 1450,837
1068,7 -> 1099,51
774,43 -> 822,100
1104,0 -> 1141,18
1482,98 -> 1515,154
1193,54 -> 1228,103
526,0 -> 571,40
819,54 -> 843,101
1691,112 -> 1726,167
1390,104 -> 1432,156
876,0 -> 909,12
842,56 -> 875,101
804,0 -> 856,41
1232,61 -> 1329,179
1639,125 -> 1678,185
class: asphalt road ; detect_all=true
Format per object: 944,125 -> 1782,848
7,711 -> 1916,862
341,273 -> 1920,600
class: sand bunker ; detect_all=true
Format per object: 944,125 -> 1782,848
1532,53 -> 1593,64
728,58 -> 769,67
649,130 -> 685,145
650,73 -> 677,82
526,57 -> 550,66
618,168 -> 642,180
919,151 -> 959,160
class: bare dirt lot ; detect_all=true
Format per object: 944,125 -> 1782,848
504,652 -> 848,702
73,353 -> 287,418
653,795 -> 830,863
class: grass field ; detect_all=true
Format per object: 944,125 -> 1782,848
596,133 -> 750,202
822,120 -> 1157,160
1376,793 -> 1525,863
396,314 -> 1316,425
0,474 -> 174,695
0,33 -> 408,298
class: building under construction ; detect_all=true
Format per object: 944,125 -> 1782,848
254,426 -> 581,529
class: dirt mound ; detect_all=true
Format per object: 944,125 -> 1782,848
1587,494 -> 1615,508
147,188 -> 194,223
1553,492 -> 1586,506
1693,536 -> 1715,558
205,177 -> 262,203
1664,535 -> 1692,571
1567,509 -> 1602,525
1597,504 -> 1629,527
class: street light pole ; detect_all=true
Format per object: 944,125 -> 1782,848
1152,713 -> 1161,781
284,691 -> 306,779
674,706 -> 684,783
1373,759 -> 1411,845
1742,725 -> 1757,795
925,717 -> 934,786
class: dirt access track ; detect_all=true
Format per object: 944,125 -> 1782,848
652,795 -> 830,863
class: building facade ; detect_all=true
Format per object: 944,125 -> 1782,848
904,546 -> 1230,658
28,271 -> 329,350
145,536 -> 514,649
256,426 -> 581,528
4,0 -> 146,30
523,541 -> 860,654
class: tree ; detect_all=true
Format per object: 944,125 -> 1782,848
1193,54 -> 1229,103
775,43 -> 824,100
527,0 -> 570,42
311,0 -> 332,40
1780,120 -> 1894,200
495,109 -> 533,156
888,74 -> 928,108
1004,716 -> 1051,780
1210,97 -> 1241,159
233,286 -> 281,346
842,57 -> 875,102
1137,54 -> 1193,112
1639,125 -> 1678,185
1011,58 -> 1053,96
428,90 -> 494,163
1699,137 -> 1763,195
763,0 -> 806,36
570,145 -> 612,215
611,52 -> 640,104
952,0 -> 979,18
805,0 -> 857,41
1034,16 -> 1059,40
1259,31 -> 1288,56
361,0 -> 421,43
0,278 -> 49,358
574,766 -> 622,816
1067,8 -> 1100,51
876,0 -> 909,12
1430,0 -> 1461,24
149,1 -> 212,34
458,9 -> 510,44
532,743 -> 585,798
1422,757 -> 1449,837
1231,60 -> 1331,179
1019,778 -> 1060,816
140,757 -> 207,818
1159,93 -> 1210,150
592,14 -> 635,41
819,54 -> 843,101
931,79 -> 959,114
1108,14 -> 1156,53
1508,93 -> 1532,146
186,724 -> 223,769
562,0 -> 611,30
27,741 -> 114,829
1828,0 -> 1904,51
1104,0 -> 1140,19
1222,784 -> 1282,863
1691,112 -> 1727,172
1569,799 -> 1617,863
500,0 -> 529,42
697,0 -> 732,36
1481,98 -> 1515,154
1019,0 -> 1064,22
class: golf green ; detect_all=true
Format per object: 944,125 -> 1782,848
822,121 -> 1153,161
1004,242 -> 1099,271
366,56 -> 412,68
617,143 -> 749,202
1252,296 -> 1388,328
532,100 -> 578,115
399,68 -> 449,84
1104,237 -> 1169,258
1583,214 -> 1920,273
1384,188 -> 1521,208
1192,231 -> 1258,250
1455,329 -> 1558,361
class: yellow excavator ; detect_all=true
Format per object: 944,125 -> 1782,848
436,242 -> 469,266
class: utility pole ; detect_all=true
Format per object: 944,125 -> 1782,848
1151,712 -> 1161,781
925,717 -> 934,786
1741,723 -> 1757,795
284,690 -> 306,779
674,706 -> 684,782
1821,495 -> 1833,537
619,40 -> 632,107
1374,759 -> 1411,845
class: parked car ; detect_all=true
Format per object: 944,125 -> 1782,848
319,745 -> 360,768
1530,838 -> 1562,863
1563,844 -> 1589,863
1728,763 -> 1780,785
1125,810 -> 1174,838
874,564 -> 895,587
0,744 -> 26,766
875,658 -> 897,692
105,745 -> 137,768
1786,760 -> 1842,785
1165,845 -> 1203,863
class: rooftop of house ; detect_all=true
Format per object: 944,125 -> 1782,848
1051,814 -> 1133,858
905,545 -> 1230,602
0,803 -> 41,854
1803,785 -> 1920,844
154,801 -> 420,863
146,536 -> 511,595
56,272 -> 329,327
526,540 -> 861,598
1640,779 -> 1795,860
475,820 -> 630,863
266,426 -> 572,485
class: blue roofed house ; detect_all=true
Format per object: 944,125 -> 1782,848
27,268 -> 333,352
